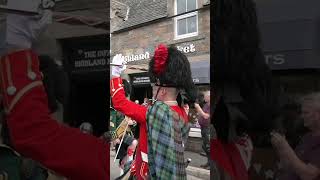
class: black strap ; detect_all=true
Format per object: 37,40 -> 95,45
155,83 -> 177,88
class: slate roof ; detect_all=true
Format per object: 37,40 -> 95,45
112,0 -> 168,32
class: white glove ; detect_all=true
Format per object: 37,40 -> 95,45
111,54 -> 126,77
111,54 -> 125,66
111,65 -> 126,77
0,9 -> 53,54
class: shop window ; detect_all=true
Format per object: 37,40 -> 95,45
174,0 -> 198,40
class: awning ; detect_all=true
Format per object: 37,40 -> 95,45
124,56 -> 211,85
123,64 -> 148,74
255,0 -> 320,70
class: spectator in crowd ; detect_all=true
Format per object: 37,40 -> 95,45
194,90 -> 211,169
142,98 -> 149,107
79,122 -> 93,135
271,93 -> 320,180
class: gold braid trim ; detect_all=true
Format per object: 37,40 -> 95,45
5,57 -> 13,89
0,60 -> 9,110
111,87 -> 123,98
6,81 -> 43,114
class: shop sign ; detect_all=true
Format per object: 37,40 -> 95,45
193,78 -> 200,83
263,50 -> 320,70
264,53 -> 285,65
177,44 -> 196,54
132,76 -> 151,85
122,52 -> 150,64
74,50 -> 109,68
70,49 -> 109,73
116,43 -> 196,64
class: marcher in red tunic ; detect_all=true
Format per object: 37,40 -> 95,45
110,44 -> 197,179
111,78 -> 188,179
0,12 -> 109,180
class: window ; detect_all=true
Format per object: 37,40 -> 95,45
174,0 -> 198,39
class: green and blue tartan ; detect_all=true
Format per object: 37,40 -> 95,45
147,101 -> 190,180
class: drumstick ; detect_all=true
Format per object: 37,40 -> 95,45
114,122 -> 129,162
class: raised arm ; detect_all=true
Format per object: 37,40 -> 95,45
194,103 -> 210,119
110,77 -> 147,123
271,132 -> 320,180
0,11 -> 108,179
0,50 -> 108,180
291,159 -> 320,180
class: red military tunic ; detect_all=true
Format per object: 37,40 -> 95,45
0,50 -> 109,180
110,77 -> 188,180
210,135 -> 253,180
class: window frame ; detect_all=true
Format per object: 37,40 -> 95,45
174,0 -> 199,40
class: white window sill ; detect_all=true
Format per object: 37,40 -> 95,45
174,32 -> 199,41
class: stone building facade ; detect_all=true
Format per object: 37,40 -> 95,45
111,0 -> 211,102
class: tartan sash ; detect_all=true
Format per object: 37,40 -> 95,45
147,101 -> 189,180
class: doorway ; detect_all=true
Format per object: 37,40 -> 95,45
61,35 -> 110,137
131,86 -> 152,104
68,78 -> 108,136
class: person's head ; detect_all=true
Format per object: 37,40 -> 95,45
144,98 -> 148,103
135,100 -> 139,104
151,82 -> 179,102
149,44 -> 197,105
300,93 -> 320,132
79,122 -> 93,134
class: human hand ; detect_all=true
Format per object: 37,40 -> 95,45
120,156 -> 128,169
270,131 -> 290,151
114,138 -> 120,144
203,113 -> 210,119
111,54 -> 126,77
0,9 -> 53,53
183,104 -> 189,114
126,117 -> 135,125
271,131 -> 297,166
194,103 -> 200,108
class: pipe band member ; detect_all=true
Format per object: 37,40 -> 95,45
110,44 -> 197,179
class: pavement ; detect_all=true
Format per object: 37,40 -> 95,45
110,149 -> 210,180
110,151 -> 121,179
185,151 -> 210,180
